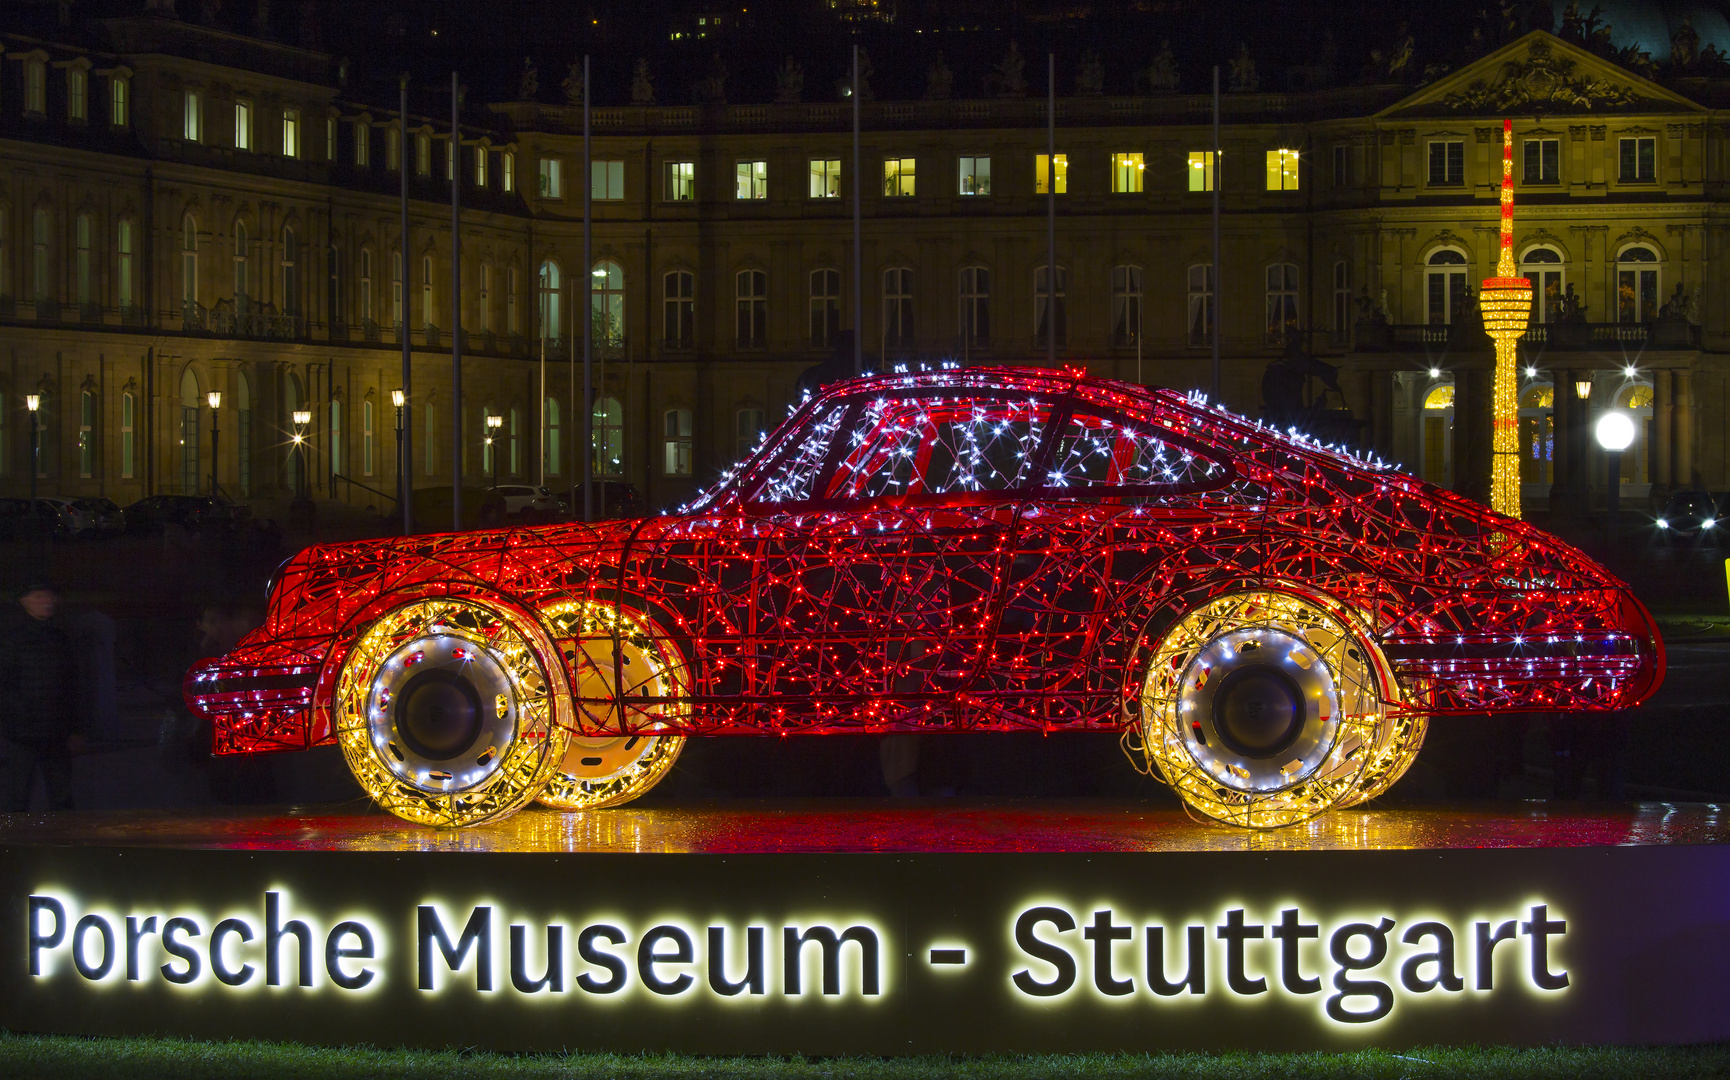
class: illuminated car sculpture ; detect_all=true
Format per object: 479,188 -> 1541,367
185,367 -> 1663,829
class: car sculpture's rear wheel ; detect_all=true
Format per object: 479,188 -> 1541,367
334,597 -> 570,827
536,601 -> 688,811
1137,591 -> 1420,828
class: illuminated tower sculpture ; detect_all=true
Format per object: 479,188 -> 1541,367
1478,118 -> 1532,519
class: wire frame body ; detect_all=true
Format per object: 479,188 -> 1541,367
186,366 -> 1663,762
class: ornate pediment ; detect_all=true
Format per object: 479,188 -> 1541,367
1379,32 -> 1703,119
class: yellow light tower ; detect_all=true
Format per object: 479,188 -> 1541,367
1479,117 -> 1532,519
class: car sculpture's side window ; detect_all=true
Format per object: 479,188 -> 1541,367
752,403 -> 849,505
824,395 -> 1051,500
1045,412 -> 1229,492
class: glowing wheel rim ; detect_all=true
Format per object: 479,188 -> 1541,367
1138,591 -> 1414,829
335,598 -> 569,828
537,601 -> 689,811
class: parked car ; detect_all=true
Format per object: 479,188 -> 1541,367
409,486 -> 508,531
0,498 -> 72,542
72,497 -> 126,536
123,494 -> 242,534
1654,489 -> 1720,541
188,367 -> 1664,831
487,485 -> 566,523
37,497 -> 97,537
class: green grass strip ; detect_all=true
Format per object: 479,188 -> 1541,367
2,1033 -> 1729,1080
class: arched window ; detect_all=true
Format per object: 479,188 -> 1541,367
1187,264 -> 1212,345
1617,245 -> 1659,323
1520,246 -> 1563,323
1035,265 -> 1066,347
359,248 -> 374,324
279,226 -> 299,317
663,271 -> 694,348
391,249 -> 403,329
79,390 -> 95,478
478,262 -> 493,334
34,208 -> 53,306
328,397 -> 342,477
807,268 -> 841,349
959,266 -> 990,348
236,370 -> 252,496
233,221 -> 249,304
180,214 -> 197,308
592,260 -> 624,347
1111,265 -> 1142,347
121,390 -> 135,479
663,407 -> 693,476
1265,263 -> 1298,345
538,260 -> 561,343
74,212 -> 92,311
545,396 -> 561,477
593,396 -> 622,476
1518,382 -> 1554,486
1617,382 -> 1655,485
117,219 -> 135,313
1420,379 -> 1455,487
735,269 -> 767,349
362,397 -> 375,477
1425,248 -> 1469,325
179,368 -> 201,494
420,253 -> 434,331
881,267 -> 912,349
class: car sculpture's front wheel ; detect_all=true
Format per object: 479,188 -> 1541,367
535,601 -> 688,811
334,597 -> 570,827
1136,591 -> 1422,829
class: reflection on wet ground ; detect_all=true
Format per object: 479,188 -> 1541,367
2,800 -> 1727,854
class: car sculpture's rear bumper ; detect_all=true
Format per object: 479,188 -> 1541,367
184,642 -> 323,754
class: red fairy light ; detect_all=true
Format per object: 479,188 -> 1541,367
185,366 -> 1663,825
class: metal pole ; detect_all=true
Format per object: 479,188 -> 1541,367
538,299 -> 546,488
1046,51 -> 1056,370
29,412 -> 38,502
450,71 -> 462,530
210,406 -> 218,495
1608,449 -> 1622,521
582,55 -> 593,522
1211,65 -> 1222,400
399,75 -> 413,535
851,41 -> 861,378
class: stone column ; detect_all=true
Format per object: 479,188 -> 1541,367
1653,368 -> 1673,491
1676,367 -> 1694,489
1551,368 -> 1573,510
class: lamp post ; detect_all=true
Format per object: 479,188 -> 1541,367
485,413 -> 502,490
25,394 -> 39,502
1478,118 -> 1532,520
391,388 -> 406,529
1596,411 -> 1636,523
207,391 -> 222,497
291,408 -> 312,500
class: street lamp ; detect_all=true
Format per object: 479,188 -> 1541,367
1574,379 -> 1594,401
25,394 -> 40,502
207,391 -> 222,497
1596,410 -> 1636,522
391,389 -> 406,529
291,408 -> 312,500
485,413 -> 503,489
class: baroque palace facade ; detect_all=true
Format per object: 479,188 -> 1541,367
0,12 -> 1726,517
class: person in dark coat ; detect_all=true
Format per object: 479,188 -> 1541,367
0,583 -> 85,811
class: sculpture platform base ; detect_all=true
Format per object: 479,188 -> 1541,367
2,801 -> 1726,1054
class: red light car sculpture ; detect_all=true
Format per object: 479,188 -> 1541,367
185,367 -> 1663,828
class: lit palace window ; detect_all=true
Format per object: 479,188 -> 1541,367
234,100 -> 252,151
1187,151 -> 1214,192
592,159 -> 624,200
736,160 -> 768,200
1265,149 -> 1299,191
809,158 -> 841,198
958,155 -> 991,195
538,156 -> 562,198
1112,153 -> 1145,193
665,161 -> 695,201
1035,153 -> 1067,194
883,157 -> 916,197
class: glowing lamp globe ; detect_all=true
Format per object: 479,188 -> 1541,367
1596,411 -> 1636,452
